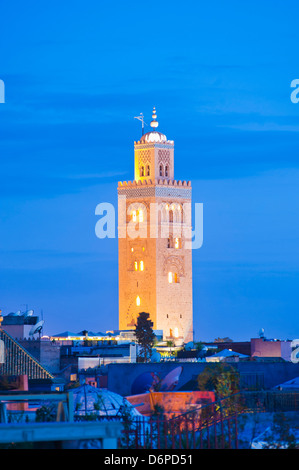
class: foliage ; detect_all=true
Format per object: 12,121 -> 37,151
35,403 -> 57,422
134,312 -> 155,363
197,363 -> 240,398
193,341 -> 204,352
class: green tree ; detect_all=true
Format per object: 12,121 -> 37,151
197,363 -> 240,398
135,312 -> 155,363
197,363 -> 242,419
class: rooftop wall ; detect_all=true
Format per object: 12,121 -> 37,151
107,362 -> 299,397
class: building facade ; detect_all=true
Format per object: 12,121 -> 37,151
118,108 -> 193,343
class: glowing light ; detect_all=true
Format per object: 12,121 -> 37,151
140,260 -> 144,271
134,261 -> 138,271
139,210 -> 144,222
168,272 -> 173,283
174,238 -> 180,249
132,210 -> 137,222
136,296 -> 141,306
131,248 -> 134,252
174,327 -> 179,338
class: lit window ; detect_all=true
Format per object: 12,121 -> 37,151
132,210 -> 137,222
174,273 -> 178,283
131,247 -> 134,252
139,210 -> 144,223
168,272 -> 173,283
134,261 -> 138,271
140,261 -> 144,271
136,296 -> 141,306
174,327 -> 179,338
174,238 -> 180,249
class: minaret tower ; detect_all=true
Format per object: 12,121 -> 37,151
118,108 -> 193,344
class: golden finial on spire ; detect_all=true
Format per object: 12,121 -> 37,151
150,106 -> 159,129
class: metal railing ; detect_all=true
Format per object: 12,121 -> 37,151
118,391 -> 299,449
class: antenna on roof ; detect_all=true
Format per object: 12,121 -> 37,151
134,113 -> 147,136
259,328 -> 265,338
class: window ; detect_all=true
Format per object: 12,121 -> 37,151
140,166 -> 145,177
139,260 -> 144,271
146,165 -> 150,176
165,165 -> 169,177
167,238 -> 171,248
174,238 -> 181,249
132,209 -> 144,223
159,165 -> 163,177
136,296 -> 141,306
174,327 -> 179,338
134,261 -> 138,271
168,271 -> 179,283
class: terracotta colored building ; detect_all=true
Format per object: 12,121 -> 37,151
125,391 -> 215,418
118,108 -> 193,343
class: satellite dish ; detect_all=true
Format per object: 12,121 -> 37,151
23,309 -> 34,318
131,372 -> 160,395
150,349 -> 161,363
159,366 -> 182,391
29,320 -> 44,336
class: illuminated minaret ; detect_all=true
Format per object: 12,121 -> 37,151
118,108 -> 193,344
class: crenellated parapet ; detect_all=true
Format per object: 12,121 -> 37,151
118,179 -> 191,188
118,179 -> 192,200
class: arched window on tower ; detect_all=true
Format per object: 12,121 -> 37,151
140,166 -> 145,177
146,165 -> 150,176
174,237 -> 181,249
165,165 -> 169,177
168,271 -> 179,283
159,165 -> 163,177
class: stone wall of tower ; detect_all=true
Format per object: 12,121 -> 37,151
118,191 -> 157,331
118,179 -> 193,343
155,194 -> 193,344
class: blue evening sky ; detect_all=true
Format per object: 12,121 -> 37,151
0,1 -> 298,341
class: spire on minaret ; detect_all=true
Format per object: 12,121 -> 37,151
150,106 -> 159,129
